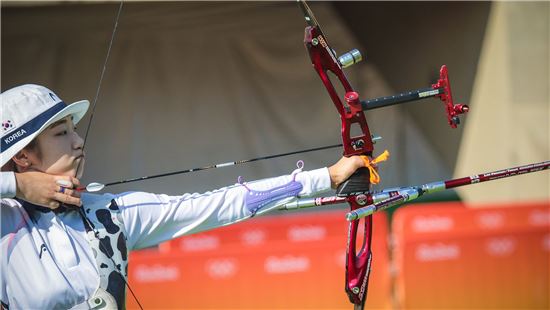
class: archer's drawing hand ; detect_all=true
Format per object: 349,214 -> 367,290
15,172 -> 82,209
328,156 -> 368,189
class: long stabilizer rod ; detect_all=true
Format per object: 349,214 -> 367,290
346,160 -> 550,220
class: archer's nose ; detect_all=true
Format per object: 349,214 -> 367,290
73,132 -> 84,150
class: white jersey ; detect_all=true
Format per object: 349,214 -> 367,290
0,172 -> 16,199
0,168 -> 331,309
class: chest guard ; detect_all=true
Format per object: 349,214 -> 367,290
81,194 -> 129,310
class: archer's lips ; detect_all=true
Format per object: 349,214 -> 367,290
75,154 -> 85,162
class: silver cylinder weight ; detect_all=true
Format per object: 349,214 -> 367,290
338,49 -> 362,68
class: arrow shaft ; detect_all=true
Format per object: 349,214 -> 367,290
91,143 -> 343,189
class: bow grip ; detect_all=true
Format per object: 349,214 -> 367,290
336,167 -> 371,197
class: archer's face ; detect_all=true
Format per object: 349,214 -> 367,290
27,117 -> 85,178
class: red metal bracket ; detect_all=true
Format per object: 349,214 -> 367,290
432,65 -> 469,128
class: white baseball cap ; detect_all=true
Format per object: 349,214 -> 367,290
1,84 -> 89,166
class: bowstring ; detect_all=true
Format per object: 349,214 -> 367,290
72,1 -> 144,309
78,1 -> 124,159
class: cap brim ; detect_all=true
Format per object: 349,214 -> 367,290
0,100 -> 89,167
42,99 -> 90,128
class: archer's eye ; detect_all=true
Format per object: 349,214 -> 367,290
56,130 -> 68,136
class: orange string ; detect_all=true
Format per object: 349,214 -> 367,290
360,150 -> 390,184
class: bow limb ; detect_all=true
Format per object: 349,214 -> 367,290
299,1 -> 375,308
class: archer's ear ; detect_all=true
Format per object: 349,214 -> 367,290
12,150 -> 32,172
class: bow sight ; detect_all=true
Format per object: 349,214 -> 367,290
361,65 -> 469,128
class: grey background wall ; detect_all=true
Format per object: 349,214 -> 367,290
2,2 -> 548,204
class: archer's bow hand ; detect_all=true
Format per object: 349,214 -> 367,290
328,156 -> 367,189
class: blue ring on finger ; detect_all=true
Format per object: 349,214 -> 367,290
59,187 -> 66,194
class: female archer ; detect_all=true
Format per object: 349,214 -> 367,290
0,84 -> 366,309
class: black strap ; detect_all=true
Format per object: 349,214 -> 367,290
17,199 -> 75,215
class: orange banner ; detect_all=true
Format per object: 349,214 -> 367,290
127,210 -> 391,309
392,201 -> 549,309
